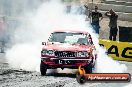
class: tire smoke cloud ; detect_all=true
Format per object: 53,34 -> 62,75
5,0 -> 127,73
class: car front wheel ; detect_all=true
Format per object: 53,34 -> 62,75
76,75 -> 86,84
40,61 -> 47,76
84,62 -> 92,74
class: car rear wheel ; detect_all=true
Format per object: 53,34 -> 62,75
40,61 -> 47,76
84,63 -> 92,74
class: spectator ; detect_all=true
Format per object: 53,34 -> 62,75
84,5 -> 90,20
90,6 -> 103,34
105,9 -> 118,41
66,5 -> 71,13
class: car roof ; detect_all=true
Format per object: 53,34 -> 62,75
52,30 -> 89,35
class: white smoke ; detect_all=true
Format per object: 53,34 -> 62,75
96,47 -> 127,73
5,0 -> 127,73
124,84 -> 132,87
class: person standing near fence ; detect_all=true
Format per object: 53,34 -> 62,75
84,5 -> 90,21
90,6 -> 103,34
105,9 -> 118,41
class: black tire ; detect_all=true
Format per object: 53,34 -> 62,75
40,61 -> 47,76
84,63 -> 92,74
76,75 -> 86,84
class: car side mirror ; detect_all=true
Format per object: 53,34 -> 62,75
42,42 -> 46,45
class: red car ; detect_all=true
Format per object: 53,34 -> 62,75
40,30 -> 97,75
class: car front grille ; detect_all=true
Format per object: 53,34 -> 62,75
55,51 -> 76,57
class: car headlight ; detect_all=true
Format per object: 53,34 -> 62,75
41,50 -> 54,56
47,50 -> 54,55
41,50 -> 47,55
77,51 -> 89,57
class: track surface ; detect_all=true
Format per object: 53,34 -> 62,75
0,54 -> 132,87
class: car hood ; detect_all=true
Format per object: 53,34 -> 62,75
42,43 -> 92,52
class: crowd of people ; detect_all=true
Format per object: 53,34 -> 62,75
66,4 -> 119,41
86,5 -> 118,41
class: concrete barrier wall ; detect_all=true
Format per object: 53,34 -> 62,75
87,3 -> 132,21
105,1 -> 126,5
120,13 -> 132,21
126,2 -> 132,6
104,0 -> 132,6
88,3 -> 132,13
99,11 -> 132,21
106,0 -> 132,2
117,0 -> 132,2
125,6 -> 132,13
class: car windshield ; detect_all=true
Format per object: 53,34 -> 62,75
48,32 -> 88,45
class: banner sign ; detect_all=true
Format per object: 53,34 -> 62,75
99,39 -> 132,61
76,73 -> 131,84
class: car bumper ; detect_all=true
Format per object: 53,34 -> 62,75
41,57 -> 92,69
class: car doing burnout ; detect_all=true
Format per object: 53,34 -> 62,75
40,30 -> 97,75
